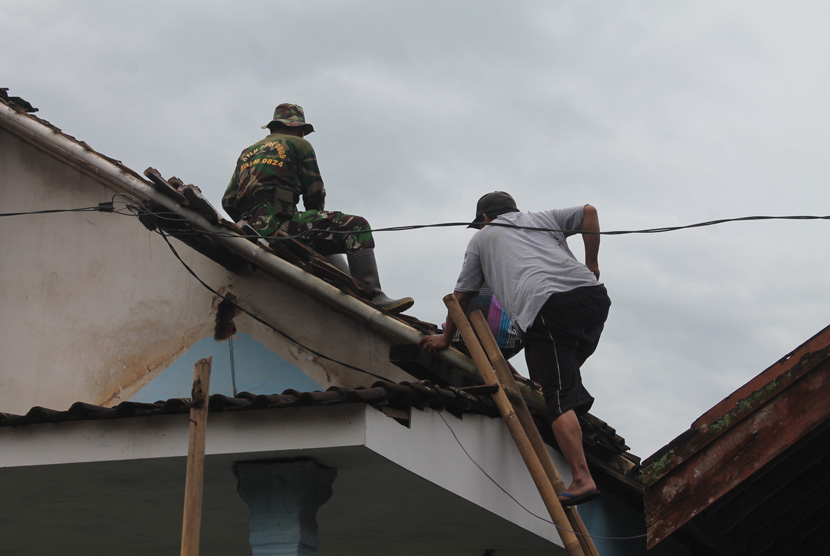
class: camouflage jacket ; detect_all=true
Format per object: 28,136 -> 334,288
222,132 -> 326,222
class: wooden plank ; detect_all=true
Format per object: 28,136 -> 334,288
180,357 -> 212,556
643,328 -> 830,486
692,324 -> 830,430
645,361 -> 830,549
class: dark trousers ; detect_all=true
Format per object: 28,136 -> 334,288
524,285 -> 611,423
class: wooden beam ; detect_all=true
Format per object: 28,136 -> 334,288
645,360 -> 830,548
180,357 -> 212,556
643,328 -> 830,486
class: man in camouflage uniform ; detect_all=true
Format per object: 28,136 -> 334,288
223,103 -> 413,313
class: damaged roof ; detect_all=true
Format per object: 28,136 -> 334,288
0,88 -> 642,499
642,323 -> 830,555
0,380 -> 499,428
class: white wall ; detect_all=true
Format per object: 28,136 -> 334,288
0,128 -> 414,415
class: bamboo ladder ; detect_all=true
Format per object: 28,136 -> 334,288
443,295 -> 600,556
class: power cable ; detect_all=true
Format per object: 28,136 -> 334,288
437,412 -> 648,541
3,204 -> 828,239
5,194 -> 398,383
125,200 -> 649,543
151,197 -> 650,543
155,200 -> 649,543
147,212 -> 830,241
150,223 -> 395,384
7,196 -> 657,543
0,205 -> 112,217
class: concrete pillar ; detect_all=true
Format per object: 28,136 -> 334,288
234,460 -> 337,556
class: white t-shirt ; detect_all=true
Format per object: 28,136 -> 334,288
454,207 -> 600,333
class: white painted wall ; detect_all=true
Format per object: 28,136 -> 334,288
0,403 -> 567,552
0,127 -> 414,415
367,405 -> 569,544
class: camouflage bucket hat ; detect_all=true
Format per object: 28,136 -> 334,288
262,103 -> 315,134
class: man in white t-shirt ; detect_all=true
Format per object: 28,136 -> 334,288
420,191 -> 611,507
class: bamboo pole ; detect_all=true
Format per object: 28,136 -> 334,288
180,357 -> 212,556
469,311 -> 600,556
443,295 -> 585,556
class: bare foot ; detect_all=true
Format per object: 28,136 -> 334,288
560,479 -> 597,498
558,483 -> 601,507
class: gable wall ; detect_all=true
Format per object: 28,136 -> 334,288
0,128 -> 413,414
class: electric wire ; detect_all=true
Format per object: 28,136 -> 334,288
29,193 -> 397,383
437,412 -> 648,541
110,198 -> 648,542
3,204 -> 829,239
6,197 -> 801,544
152,224 -> 395,384
147,194 -> 649,541
0,206 -> 109,217
368,214 -> 830,235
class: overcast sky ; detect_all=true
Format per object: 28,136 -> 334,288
3,1 -> 829,459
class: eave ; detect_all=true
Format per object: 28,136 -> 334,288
1,394 -> 569,555
642,324 -> 830,554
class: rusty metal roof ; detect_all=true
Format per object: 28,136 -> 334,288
642,323 -> 830,554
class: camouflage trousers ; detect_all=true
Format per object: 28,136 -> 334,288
244,204 -> 375,255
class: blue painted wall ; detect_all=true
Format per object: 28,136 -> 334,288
578,495 -> 693,556
130,333 -> 321,402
